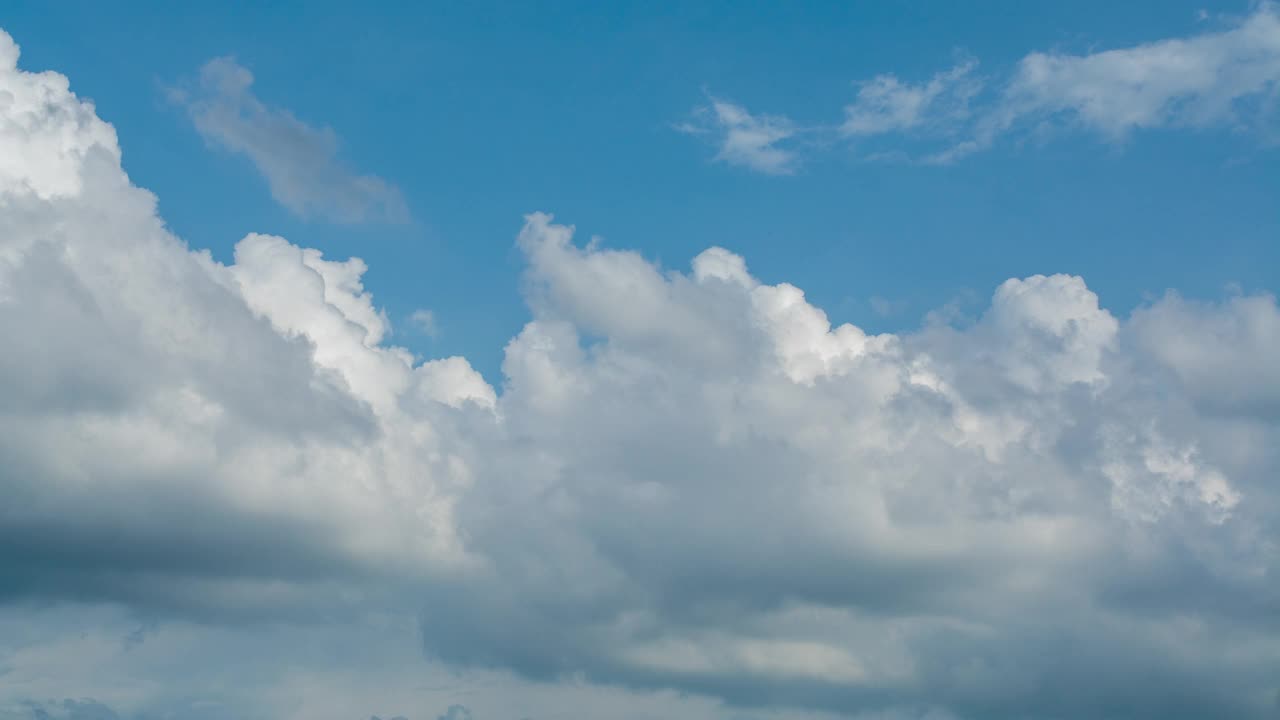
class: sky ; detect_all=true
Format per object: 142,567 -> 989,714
0,1 -> 1278,719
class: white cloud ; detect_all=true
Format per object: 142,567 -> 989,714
925,4 -> 1280,161
695,4 -> 1280,165
841,60 -> 981,136
995,5 -> 1280,140
4,24 -> 1280,720
683,98 -> 800,174
0,32 -> 118,201
174,57 -> 408,223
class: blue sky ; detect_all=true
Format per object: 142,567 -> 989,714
4,0 -> 1276,382
2,3 -> 1280,720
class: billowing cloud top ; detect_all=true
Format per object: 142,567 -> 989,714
2,25 -> 1280,720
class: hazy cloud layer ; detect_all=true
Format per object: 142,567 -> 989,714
689,5 -> 1280,170
3,24 -> 1280,720
174,57 -> 408,222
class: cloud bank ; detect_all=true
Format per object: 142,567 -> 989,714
3,24 -> 1280,720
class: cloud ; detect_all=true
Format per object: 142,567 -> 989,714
692,4 -> 1280,165
868,295 -> 908,318
994,4 -> 1280,141
435,706 -> 471,720
0,603 -> 768,720
414,223 -> 1276,719
681,98 -> 800,174
17,700 -> 121,720
909,4 -> 1280,161
1128,290 -> 1280,419
4,23 -> 1280,720
841,60 -> 981,136
173,57 -> 408,223
410,309 -> 440,338
0,31 -> 486,624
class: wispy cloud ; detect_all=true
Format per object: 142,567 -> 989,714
913,5 -> 1280,161
173,57 -> 408,223
990,5 -> 1280,141
679,97 -> 800,174
685,4 -> 1280,168
841,59 -> 981,137
409,308 -> 440,338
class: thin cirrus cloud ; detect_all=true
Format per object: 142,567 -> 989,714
687,4 -> 1280,170
172,56 -> 409,223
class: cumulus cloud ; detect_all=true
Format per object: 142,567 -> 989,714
3,23 -> 1280,720
173,57 -> 408,223
417,222 -> 1276,718
0,30 -> 485,622
680,98 -> 800,174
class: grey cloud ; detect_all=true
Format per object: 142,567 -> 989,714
175,57 -> 408,223
24,700 -> 119,720
402,220 -> 1280,718
9,697 -> 271,720
4,23 -> 1280,720
389,220 -> 1280,717
1128,291 -> 1280,420
435,707 -> 471,720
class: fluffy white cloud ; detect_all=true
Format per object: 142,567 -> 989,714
172,57 -> 407,223
0,35 -> 117,202
3,24 -> 1280,720
0,30 -> 487,625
